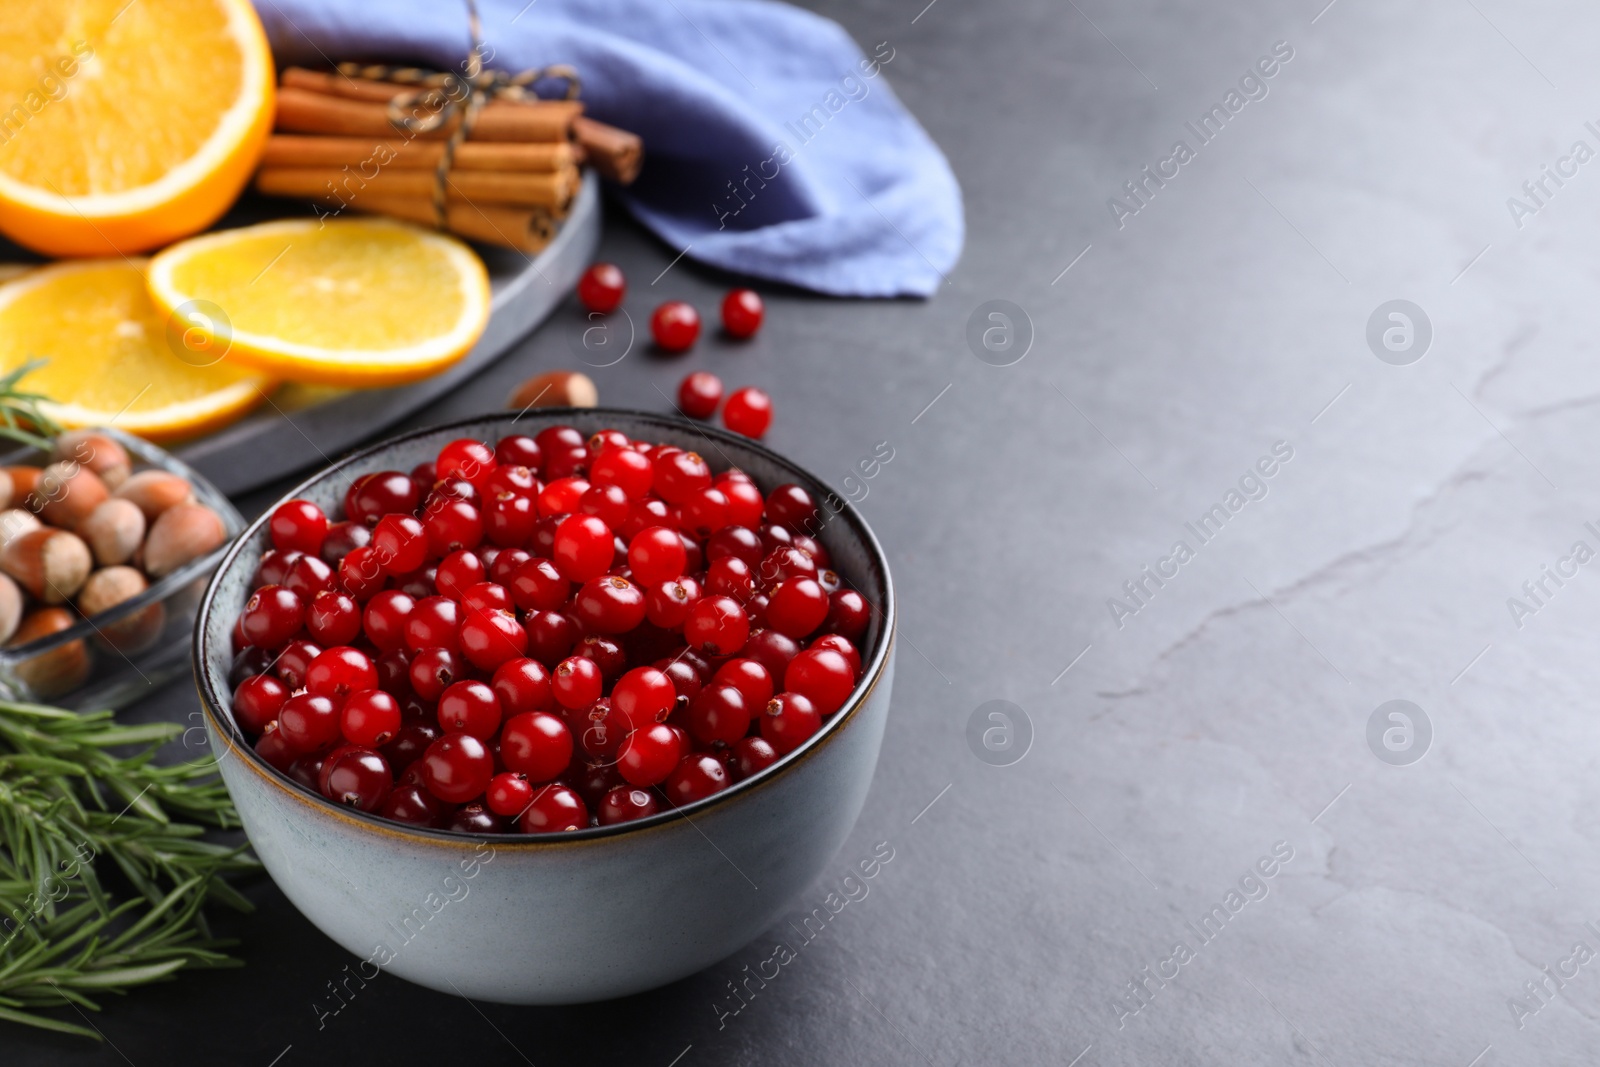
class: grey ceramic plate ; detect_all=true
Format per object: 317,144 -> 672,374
173,171 -> 602,496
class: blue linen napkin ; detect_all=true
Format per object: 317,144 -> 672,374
254,0 -> 963,297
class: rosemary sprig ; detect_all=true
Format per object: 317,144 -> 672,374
0,359 -> 62,451
0,701 -> 258,1040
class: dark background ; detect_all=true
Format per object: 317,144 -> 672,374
17,0 -> 1600,1063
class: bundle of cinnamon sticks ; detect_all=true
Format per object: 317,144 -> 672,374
256,67 -> 643,253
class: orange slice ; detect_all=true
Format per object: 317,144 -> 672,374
0,0 -> 274,256
0,260 -> 271,440
146,218 -> 492,387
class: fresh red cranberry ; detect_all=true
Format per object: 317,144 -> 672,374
341,689 -> 401,747
338,545 -> 387,602
271,499 -> 328,556
534,425 -> 585,467
431,477 -> 480,508
538,476 -> 589,517
305,646 -> 378,701
307,590 -> 361,646
499,711 -> 572,781
422,498 -> 484,556
573,634 -> 627,679
487,546 -> 531,586
491,658 -> 553,714
621,497 -> 671,540
652,450 -> 711,504
576,698 -> 628,759
232,673 -> 288,736
578,482 -> 631,531
281,555 -> 332,602
502,561 -> 561,615
712,658 -> 773,709
733,735 -> 779,779
405,596 -> 461,654
599,786 -> 659,825
485,463 -> 539,500
723,387 -> 773,438
551,655 -> 603,710
687,684 -> 749,746
486,491 -> 538,547
239,585 -> 304,648
590,446 -> 653,499
792,534 -> 831,568
762,692 -> 821,754
273,638 -> 322,691
610,666 -> 676,729
628,526 -> 687,585
721,289 -> 763,338
720,479 -> 765,529
759,546 -> 818,588
617,723 -> 681,786
380,783 -> 443,826
677,371 -> 723,419
585,429 -> 629,459
229,644 -> 273,689
376,647 -> 414,697
432,549 -> 484,600
486,772 -> 535,818
706,525 -> 764,568
277,692 -> 342,753
368,514 -> 425,575
574,575 -> 646,634
255,726 -> 297,772
706,556 -> 756,602
766,484 -> 816,532
744,627 -> 800,681
392,566 -> 436,600
420,733 -> 494,804
765,577 -> 829,638
645,576 -> 700,629
409,646 -> 463,702
663,753 -> 728,806
383,721 -> 442,772
437,680 -> 501,739
656,656 -> 704,704
785,648 -> 855,715
810,634 -> 861,676
577,262 -> 626,313
459,607 -> 528,671
252,549 -> 300,589
519,783 -> 588,832
525,609 -> 578,665
319,520 -> 371,568
495,434 -> 543,470
677,486 -> 730,538
348,471 -> 421,526
551,513 -> 613,582
455,581 -> 508,613
684,595 -> 749,655
651,300 -> 700,352
361,590 -> 415,652
436,438 -> 498,489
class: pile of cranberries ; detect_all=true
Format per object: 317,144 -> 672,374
227,427 -> 871,835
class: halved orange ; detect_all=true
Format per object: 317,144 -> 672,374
146,218 -> 492,387
0,0 -> 275,257
0,260 -> 271,440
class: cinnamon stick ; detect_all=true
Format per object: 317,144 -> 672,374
573,117 -> 642,185
275,84 -> 580,143
255,164 -> 579,212
262,135 -> 577,173
341,195 -> 555,253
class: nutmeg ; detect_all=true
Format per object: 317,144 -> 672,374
113,470 -> 195,522
0,508 -> 40,552
35,461 -> 109,529
507,370 -> 598,410
0,572 -> 22,645
52,430 -> 132,490
79,566 -> 164,654
77,498 -> 146,566
9,606 -> 90,698
142,503 -> 227,578
0,528 -> 92,602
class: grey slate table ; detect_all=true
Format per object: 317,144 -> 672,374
15,0 -> 1600,1063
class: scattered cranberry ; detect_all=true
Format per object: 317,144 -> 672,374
677,371 -> 723,419
723,387 -> 773,439
577,263 -> 626,314
651,301 -> 700,352
721,289 -> 764,338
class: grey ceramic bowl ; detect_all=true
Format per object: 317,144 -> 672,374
194,410 -> 895,1004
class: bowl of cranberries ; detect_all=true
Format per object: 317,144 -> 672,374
194,410 -> 893,1003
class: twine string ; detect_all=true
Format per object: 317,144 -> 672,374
334,0 -> 580,228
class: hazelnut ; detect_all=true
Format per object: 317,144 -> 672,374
0,508 -> 41,552
143,503 -> 227,578
52,430 -> 132,490
35,461 -> 109,529
78,566 -> 164,654
507,369 -> 597,410
9,606 -> 90,698
113,470 -> 195,522
1,528 -> 92,602
4,466 -> 39,503
0,573 -> 21,644
77,498 -> 146,566
0,468 -> 13,511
